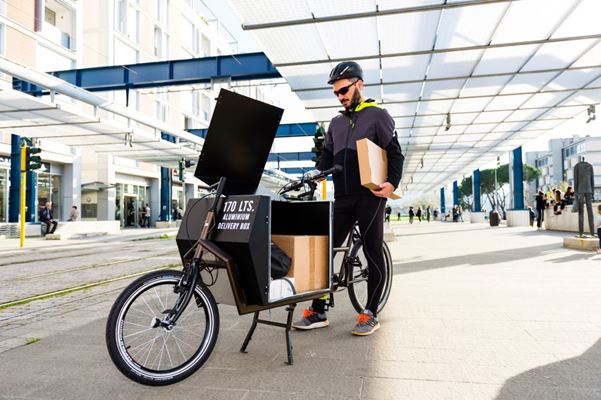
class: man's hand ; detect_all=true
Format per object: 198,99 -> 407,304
371,182 -> 395,198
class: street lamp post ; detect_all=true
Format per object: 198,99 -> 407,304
494,156 -> 500,211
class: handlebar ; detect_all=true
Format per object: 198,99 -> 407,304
279,164 -> 343,196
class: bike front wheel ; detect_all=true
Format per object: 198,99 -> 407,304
106,270 -> 219,386
347,241 -> 393,314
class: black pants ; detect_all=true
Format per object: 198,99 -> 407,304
42,220 -> 57,234
597,228 -> 601,248
312,194 -> 386,316
536,208 -> 544,228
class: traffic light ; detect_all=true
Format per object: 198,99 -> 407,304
178,159 -> 184,181
25,147 -> 42,171
312,126 -> 325,167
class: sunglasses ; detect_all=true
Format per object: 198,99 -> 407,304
333,80 -> 358,97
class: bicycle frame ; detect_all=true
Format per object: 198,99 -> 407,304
280,177 -> 369,310
164,177 -> 227,328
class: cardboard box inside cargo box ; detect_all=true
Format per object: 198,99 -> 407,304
356,138 -> 400,199
271,235 -> 328,294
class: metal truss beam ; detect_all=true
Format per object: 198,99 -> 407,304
307,85 -> 601,110
268,152 -> 314,162
13,52 -> 280,95
188,122 -> 318,139
275,34 -> 601,68
243,0 -> 514,30
294,64 -> 601,93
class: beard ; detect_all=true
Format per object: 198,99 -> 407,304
345,88 -> 362,111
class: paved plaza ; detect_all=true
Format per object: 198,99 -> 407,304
1,222 -> 600,399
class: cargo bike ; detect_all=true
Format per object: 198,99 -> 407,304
105,90 -> 393,386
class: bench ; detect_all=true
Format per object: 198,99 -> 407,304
44,221 -> 121,240
544,203 -> 600,233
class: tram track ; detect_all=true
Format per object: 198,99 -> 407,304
0,237 -> 174,267
11,250 -> 179,281
0,264 -> 179,312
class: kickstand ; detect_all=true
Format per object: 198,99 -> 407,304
239,303 -> 297,365
240,311 -> 259,354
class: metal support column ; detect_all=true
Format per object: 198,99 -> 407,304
8,135 -> 21,223
440,187 -> 445,215
26,171 -> 37,222
453,181 -> 459,207
473,169 -> 481,212
160,167 -> 172,221
511,147 -> 525,210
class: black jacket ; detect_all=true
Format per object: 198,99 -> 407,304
535,195 -> 547,211
318,99 -> 404,197
40,207 -> 53,222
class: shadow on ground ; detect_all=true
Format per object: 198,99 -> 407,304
392,243 -> 562,275
394,225 -> 490,237
495,338 -> 601,399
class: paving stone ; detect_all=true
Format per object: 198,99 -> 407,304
1,224 -> 601,399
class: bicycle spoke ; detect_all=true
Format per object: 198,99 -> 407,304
123,321 -> 151,329
123,326 -> 155,339
127,305 -> 156,320
153,287 -> 166,311
161,333 -> 175,369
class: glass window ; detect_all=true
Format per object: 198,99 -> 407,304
155,90 -> 168,122
115,184 -> 122,221
155,0 -> 169,27
82,204 -> 97,218
115,0 -> 126,33
44,7 -> 56,25
201,94 -> 210,121
127,7 -> 139,41
154,26 -> 162,57
37,173 -> 61,221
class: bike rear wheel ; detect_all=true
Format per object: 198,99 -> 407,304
106,270 -> 219,386
347,241 -> 393,314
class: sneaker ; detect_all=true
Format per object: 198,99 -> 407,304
292,308 -> 329,330
351,310 -> 380,336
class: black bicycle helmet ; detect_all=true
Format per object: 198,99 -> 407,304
327,61 -> 363,84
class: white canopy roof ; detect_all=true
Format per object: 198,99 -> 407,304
0,87 -> 201,166
228,0 -> 601,195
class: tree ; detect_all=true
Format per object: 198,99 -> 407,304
472,163 -> 540,215
458,176 -> 473,211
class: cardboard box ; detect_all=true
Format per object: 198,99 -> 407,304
356,138 -> 400,199
271,235 -> 328,294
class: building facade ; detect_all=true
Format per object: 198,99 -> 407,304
528,136 -> 601,200
0,0 -> 275,229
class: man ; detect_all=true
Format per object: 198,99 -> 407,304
40,202 -> 58,234
292,61 -> 404,336
144,203 -> 151,228
68,205 -> 78,221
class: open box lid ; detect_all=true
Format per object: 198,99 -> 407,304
194,89 -> 284,195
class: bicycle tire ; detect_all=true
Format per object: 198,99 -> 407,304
347,241 -> 393,314
106,270 -> 219,386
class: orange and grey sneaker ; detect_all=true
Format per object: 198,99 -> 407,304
292,308 -> 329,330
351,309 -> 380,336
